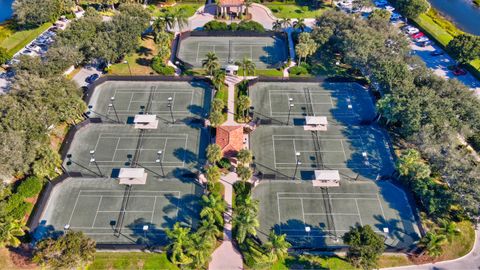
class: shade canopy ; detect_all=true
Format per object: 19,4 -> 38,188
305,116 -> 328,125
118,168 -> 147,185
312,170 -> 340,187
134,114 -> 158,129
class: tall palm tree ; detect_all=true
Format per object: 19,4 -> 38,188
272,19 -> 283,32
197,218 -> 221,242
236,195 -> 258,217
206,143 -> 222,164
211,98 -> 224,113
293,18 -> 306,32
235,57 -> 256,79
438,220 -> 460,242
0,218 -> 26,248
236,164 -> 252,181
205,165 -> 221,183
237,95 -> 251,120
263,231 -> 291,262
165,223 -> 193,266
212,69 -> 226,90
237,149 -> 252,165
281,18 -> 292,29
200,193 -> 227,227
244,0 -> 253,16
202,52 -> 220,76
419,232 -> 448,257
175,8 -> 188,31
186,233 -> 213,269
233,211 -> 259,244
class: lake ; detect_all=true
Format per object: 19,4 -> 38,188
428,0 -> 480,36
0,0 -> 14,23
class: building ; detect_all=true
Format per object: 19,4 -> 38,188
216,125 -> 244,157
217,0 -> 245,17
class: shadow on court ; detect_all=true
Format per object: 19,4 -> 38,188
272,219 -> 329,248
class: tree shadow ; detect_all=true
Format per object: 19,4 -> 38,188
173,148 -> 197,165
163,192 -> 202,230
270,219 -> 330,249
125,218 -> 166,246
259,36 -> 289,69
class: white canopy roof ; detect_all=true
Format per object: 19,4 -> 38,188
305,116 -> 328,125
118,168 -> 147,185
225,65 -> 239,71
314,170 -> 340,181
134,114 -> 157,123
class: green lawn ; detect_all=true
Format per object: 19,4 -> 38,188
0,22 -> 52,55
440,221 -> 475,260
151,3 -> 202,18
262,2 -> 332,19
108,37 -> 157,75
88,252 -> 178,270
238,68 -> 284,77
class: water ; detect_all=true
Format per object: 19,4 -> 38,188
428,0 -> 480,36
0,0 -> 14,23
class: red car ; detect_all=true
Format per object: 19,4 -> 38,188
453,68 -> 467,76
411,32 -> 424,39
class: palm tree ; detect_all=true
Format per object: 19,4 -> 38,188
202,52 -> 220,76
293,18 -> 306,32
0,218 -> 26,248
281,18 -> 292,29
236,195 -> 259,217
209,111 -> 224,127
187,233 -> 213,269
212,69 -> 226,91
175,8 -> 188,31
263,231 -> 291,262
236,57 -> 256,79
206,165 -> 221,183
419,232 -> 448,257
206,144 -> 222,164
200,193 -> 227,227
236,164 -> 252,181
233,211 -> 259,244
165,223 -> 193,266
438,220 -> 460,242
244,0 -> 253,16
237,95 -> 251,120
211,98 -> 224,113
272,19 -> 283,32
197,218 -> 222,242
237,149 -> 252,165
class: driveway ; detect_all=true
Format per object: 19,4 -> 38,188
72,65 -> 102,88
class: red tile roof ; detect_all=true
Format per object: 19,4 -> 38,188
219,0 -> 244,6
216,126 -> 244,157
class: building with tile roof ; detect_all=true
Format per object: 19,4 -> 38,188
216,125 -> 244,157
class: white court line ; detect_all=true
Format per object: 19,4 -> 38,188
300,198 -> 305,224
195,42 -> 200,63
278,197 -> 378,201
304,213 -> 359,216
340,140 -> 348,161
111,138 -> 121,162
68,190 -> 82,225
355,199 -> 363,226
151,196 -> 157,223
96,210 -> 154,213
91,196 -> 103,228
277,192 -> 378,195
377,194 -> 386,220
127,92 -> 134,111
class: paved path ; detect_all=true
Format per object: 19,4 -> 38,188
72,65 -> 102,87
382,229 -> 479,270
224,75 -> 244,125
209,172 -> 243,270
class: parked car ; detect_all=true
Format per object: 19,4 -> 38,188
411,32 -> 425,39
453,68 -> 467,76
415,36 -> 429,43
404,27 -> 419,35
430,50 -> 445,56
85,74 -> 99,84
384,5 -> 395,12
419,41 -> 431,47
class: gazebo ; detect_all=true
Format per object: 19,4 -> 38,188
217,0 -> 245,17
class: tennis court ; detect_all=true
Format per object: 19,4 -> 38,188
64,124 -> 204,178
87,80 -> 210,123
250,82 -> 376,126
177,35 -> 288,69
39,176 -> 202,245
253,180 -> 420,249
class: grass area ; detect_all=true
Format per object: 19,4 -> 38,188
238,68 -> 284,77
377,254 -> 413,268
439,221 -> 475,260
413,8 -> 480,79
271,255 -> 356,270
151,3 -> 202,18
262,2 -> 332,19
108,37 -> 158,75
214,84 -> 228,123
0,22 -> 52,55
88,252 -> 178,270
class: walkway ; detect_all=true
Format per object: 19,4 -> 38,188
224,75 -> 243,125
209,172 -> 243,270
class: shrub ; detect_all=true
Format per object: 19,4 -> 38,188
289,65 -> 308,75
204,21 -> 229,31
467,133 -> 480,152
237,21 -> 265,32
9,202 -> 33,220
230,22 -> 239,31
218,157 -> 231,169
16,176 -> 43,198
202,20 -> 265,32
151,57 -> 175,75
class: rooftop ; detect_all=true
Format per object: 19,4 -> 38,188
216,125 -> 244,157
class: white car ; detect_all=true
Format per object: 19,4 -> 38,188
415,36 -> 429,43
405,27 -> 419,34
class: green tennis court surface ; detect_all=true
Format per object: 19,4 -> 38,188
250,82 -> 376,126
177,35 -> 288,69
39,177 -> 202,245
253,181 -> 420,249
88,80 -> 210,123
64,124 -> 203,179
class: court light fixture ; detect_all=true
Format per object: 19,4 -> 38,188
296,152 -> 301,157
305,226 -> 311,232
90,157 -> 95,163
111,96 -> 115,101
64,224 -> 70,231
90,150 -> 95,155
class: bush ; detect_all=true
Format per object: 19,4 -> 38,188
218,157 -> 231,169
204,21 -> 229,31
237,21 -> 265,32
151,57 -> 175,75
467,133 -> 480,152
202,20 -> 265,32
16,176 -> 43,198
9,201 -> 33,220
289,65 -> 308,75
207,181 -> 223,195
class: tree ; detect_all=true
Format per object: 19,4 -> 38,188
186,233 -> 213,269
394,0 -> 429,19
206,144 -> 222,164
233,210 -> 259,244
293,18 -> 307,32
295,33 -> 317,65
13,0 -> 73,27
263,231 -> 291,262
0,47 -> 11,65
206,165 -> 221,183
202,52 -> 220,76
343,224 -> 385,270
197,218 -> 221,242
244,0 -> 253,15
396,149 -> 431,180
211,98 -> 224,114
32,146 -> 62,180
0,218 -> 26,248
236,195 -> 258,217
237,95 -> 251,120
209,111 -> 224,127
235,57 -> 256,79
447,34 -> 480,65
352,0 -> 373,11
200,193 -> 226,228
165,223 -> 193,266
419,231 -> 447,257
211,69 -> 226,91
272,20 -> 283,32
237,149 -> 252,165
437,220 -> 460,242
237,165 -> 252,181
33,231 -> 96,269
280,18 -> 292,29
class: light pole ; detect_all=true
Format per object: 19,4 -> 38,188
89,150 -> 103,177
87,105 -> 117,122
156,150 -> 165,177
305,226 -> 311,245
124,60 -> 132,76
287,102 -> 294,126
167,97 -> 174,124
143,225 -> 149,245
108,96 -> 121,123
293,152 -> 301,180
